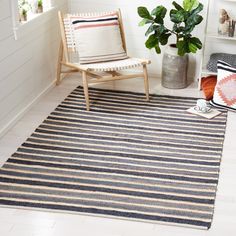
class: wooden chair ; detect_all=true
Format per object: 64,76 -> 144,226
57,10 -> 151,111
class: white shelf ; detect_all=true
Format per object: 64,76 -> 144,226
207,34 -> 236,40
199,0 -> 236,90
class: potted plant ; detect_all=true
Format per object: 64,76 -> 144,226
19,0 -> 30,22
138,0 -> 204,89
37,0 -> 43,13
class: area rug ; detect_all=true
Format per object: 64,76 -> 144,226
0,87 -> 228,229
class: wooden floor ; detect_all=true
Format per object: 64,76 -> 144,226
0,76 -> 235,236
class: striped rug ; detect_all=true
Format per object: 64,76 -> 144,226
0,87 -> 228,229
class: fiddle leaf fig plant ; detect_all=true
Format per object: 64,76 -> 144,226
138,0 -> 204,56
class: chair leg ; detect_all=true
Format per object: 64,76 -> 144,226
56,42 -> 63,86
82,71 -> 90,111
143,65 -> 150,101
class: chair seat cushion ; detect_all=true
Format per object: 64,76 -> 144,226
71,12 -> 128,64
210,60 -> 236,111
76,58 -> 149,72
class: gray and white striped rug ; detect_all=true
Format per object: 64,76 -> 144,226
0,87 -> 228,229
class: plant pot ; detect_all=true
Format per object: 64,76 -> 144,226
19,13 -> 27,22
37,6 -> 43,13
162,44 -> 188,89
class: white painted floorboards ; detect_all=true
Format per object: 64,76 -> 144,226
0,76 -> 235,236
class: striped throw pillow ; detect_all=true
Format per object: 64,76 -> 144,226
210,60 -> 236,111
71,12 -> 128,64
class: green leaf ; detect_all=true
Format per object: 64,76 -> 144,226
176,40 -> 189,56
151,6 -> 167,18
190,2 -> 203,15
172,1 -> 183,10
145,24 -> 158,36
138,7 -> 153,20
159,33 -> 172,45
192,14 -> 203,25
188,42 -> 198,53
173,24 -> 185,33
177,37 -> 202,55
151,6 -> 167,24
184,14 -> 203,34
139,19 -> 148,26
145,34 -> 159,49
139,18 -> 154,27
170,9 -> 185,23
183,0 -> 199,11
184,24 -> 195,34
189,37 -> 202,49
155,45 -> 161,54
155,24 -> 166,36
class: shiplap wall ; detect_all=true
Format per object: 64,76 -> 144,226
0,0 -> 67,136
68,0 -> 209,79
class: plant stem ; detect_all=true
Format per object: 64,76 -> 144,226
169,29 -> 177,35
162,25 -> 177,36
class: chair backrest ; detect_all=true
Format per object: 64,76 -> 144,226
58,10 -> 127,63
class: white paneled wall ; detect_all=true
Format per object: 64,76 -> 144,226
68,0 -> 208,79
0,0 -> 67,137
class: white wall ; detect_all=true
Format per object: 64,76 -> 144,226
0,0 -> 67,136
68,0 -> 209,79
